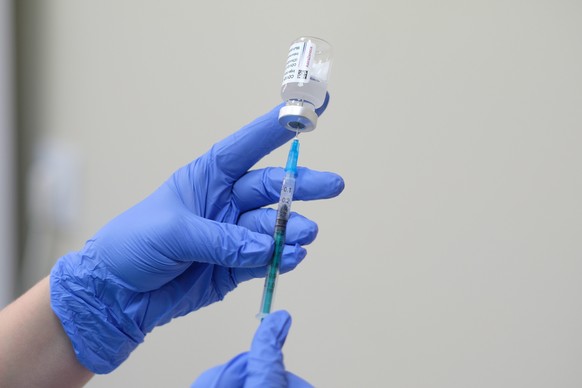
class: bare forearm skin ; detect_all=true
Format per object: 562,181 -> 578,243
0,276 -> 94,387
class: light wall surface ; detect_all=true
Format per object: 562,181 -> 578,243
17,1 -> 582,387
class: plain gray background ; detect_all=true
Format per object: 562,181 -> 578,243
16,0 -> 582,387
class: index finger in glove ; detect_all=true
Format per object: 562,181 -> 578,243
206,105 -> 291,184
203,94 -> 330,184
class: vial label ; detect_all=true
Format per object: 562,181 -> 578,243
282,41 -> 316,86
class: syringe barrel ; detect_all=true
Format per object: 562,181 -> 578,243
257,141 -> 300,320
276,175 -> 295,223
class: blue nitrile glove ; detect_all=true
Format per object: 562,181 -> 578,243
50,96 -> 344,374
192,310 -> 313,388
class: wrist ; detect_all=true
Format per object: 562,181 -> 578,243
50,247 -> 145,374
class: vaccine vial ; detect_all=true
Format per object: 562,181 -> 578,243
279,36 -> 333,132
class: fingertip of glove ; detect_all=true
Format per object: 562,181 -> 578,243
295,169 -> 345,199
297,246 -> 308,261
288,213 -> 319,242
270,309 -> 292,325
319,172 -> 345,199
315,93 -> 330,116
260,310 -> 292,342
279,245 -> 307,273
331,173 -> 346,195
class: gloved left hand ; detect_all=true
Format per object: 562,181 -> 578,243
192,310 -> 313,388
50,100 -> 344,374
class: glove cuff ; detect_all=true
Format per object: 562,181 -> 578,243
50,250 -> 145,374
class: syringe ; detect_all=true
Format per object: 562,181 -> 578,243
257,137 -> 300,320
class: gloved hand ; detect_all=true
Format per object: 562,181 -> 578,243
192,311 -> 313,388
50,97 -> 344,374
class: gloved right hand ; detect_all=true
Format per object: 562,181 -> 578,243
192,310 -> 313,388
50,97 -> 344,374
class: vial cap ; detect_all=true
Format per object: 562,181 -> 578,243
278,104 -> 318,132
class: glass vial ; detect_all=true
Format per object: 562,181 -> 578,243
279,36 -> 333,132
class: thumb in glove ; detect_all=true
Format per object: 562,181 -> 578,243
191,311 -> 313,388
